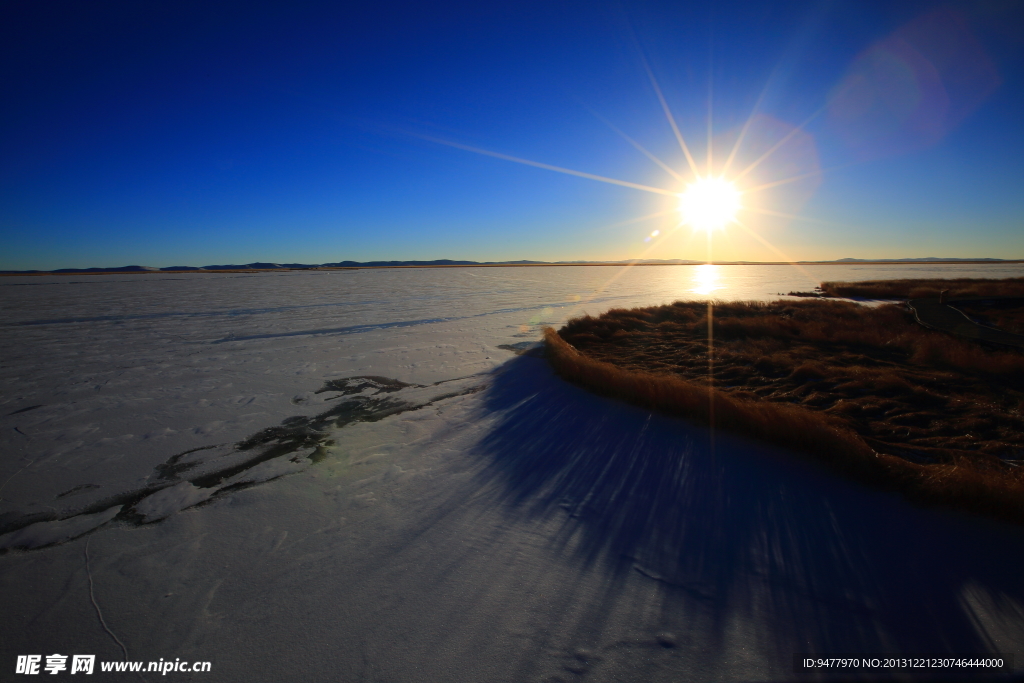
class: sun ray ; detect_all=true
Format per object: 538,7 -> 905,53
707,32 -> 714,175
585,108 -> 687,183
742,206 -> 847,228
640,59 -> 701,178
677,223 -> 705,255
730,77 -> 864,184
559,215 -> 718,359
418,134 -> 677,197
742,169 -> 825,194
720,81 -> 774,178
704,7 -> 718,458
732,103 -> 828,182
593,209 -> 677,232
742,162 -> 856,194
707,110 -> 713,175
562,219 -> 690,318
731,216 -> 820,283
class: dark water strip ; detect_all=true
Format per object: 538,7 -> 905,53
213,317 -> 456,343
209,299 -> 627,343
4,299 -> 394,326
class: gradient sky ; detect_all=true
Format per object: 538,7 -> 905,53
2,0 -> 1022,269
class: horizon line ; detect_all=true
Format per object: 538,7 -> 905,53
2,257 -> 1021,276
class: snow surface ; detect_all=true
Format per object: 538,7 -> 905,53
2,264 -> 1024,681
0,504 -> 122,550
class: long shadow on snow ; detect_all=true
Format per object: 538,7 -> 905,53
473,354 -> 1024,661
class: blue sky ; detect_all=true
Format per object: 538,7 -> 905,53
2,0 -> 1022,269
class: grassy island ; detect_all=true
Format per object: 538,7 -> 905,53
544,290 -> 1024,524
819,276 -> 1024,299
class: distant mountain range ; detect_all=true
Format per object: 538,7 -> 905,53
0,257 -> 1012,274
1,259 -> 704,274
834,257 -> 1006,262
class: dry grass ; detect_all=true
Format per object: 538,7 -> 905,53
545,299 -> 1024,524
953,300 -> 1024,336
820,277 -> 1024,299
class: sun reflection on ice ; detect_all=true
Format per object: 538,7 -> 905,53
691,264 -> 720,295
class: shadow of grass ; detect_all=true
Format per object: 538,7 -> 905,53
544,311 -> 1024,526
472,354 -> 1024,661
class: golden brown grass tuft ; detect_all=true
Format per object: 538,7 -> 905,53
544,298 -> 1024,525
820,277 -> 1024,300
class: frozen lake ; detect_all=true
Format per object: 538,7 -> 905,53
4,261 -> 1024,517
3,263 -> 1024,681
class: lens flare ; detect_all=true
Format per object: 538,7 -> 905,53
679,177 -> 741,232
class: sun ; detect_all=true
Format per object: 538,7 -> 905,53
679,177 -> 741,232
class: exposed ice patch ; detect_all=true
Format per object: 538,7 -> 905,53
221,449 -> 314,487
154,443 -> 238,480
0,505 -> 122,550
56,483 -> 100,499
149,377 -> 483,515
133,482 -> 218,523
7,404 -> 44,416
315,375 -> 420,396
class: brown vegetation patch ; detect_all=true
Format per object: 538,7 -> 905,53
952,300 -> 1024,336
545,298 -> 1024,524
820,277 -> 1024,300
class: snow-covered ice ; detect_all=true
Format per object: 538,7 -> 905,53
0,505 -> 122,550
2,264 -> 1024,681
